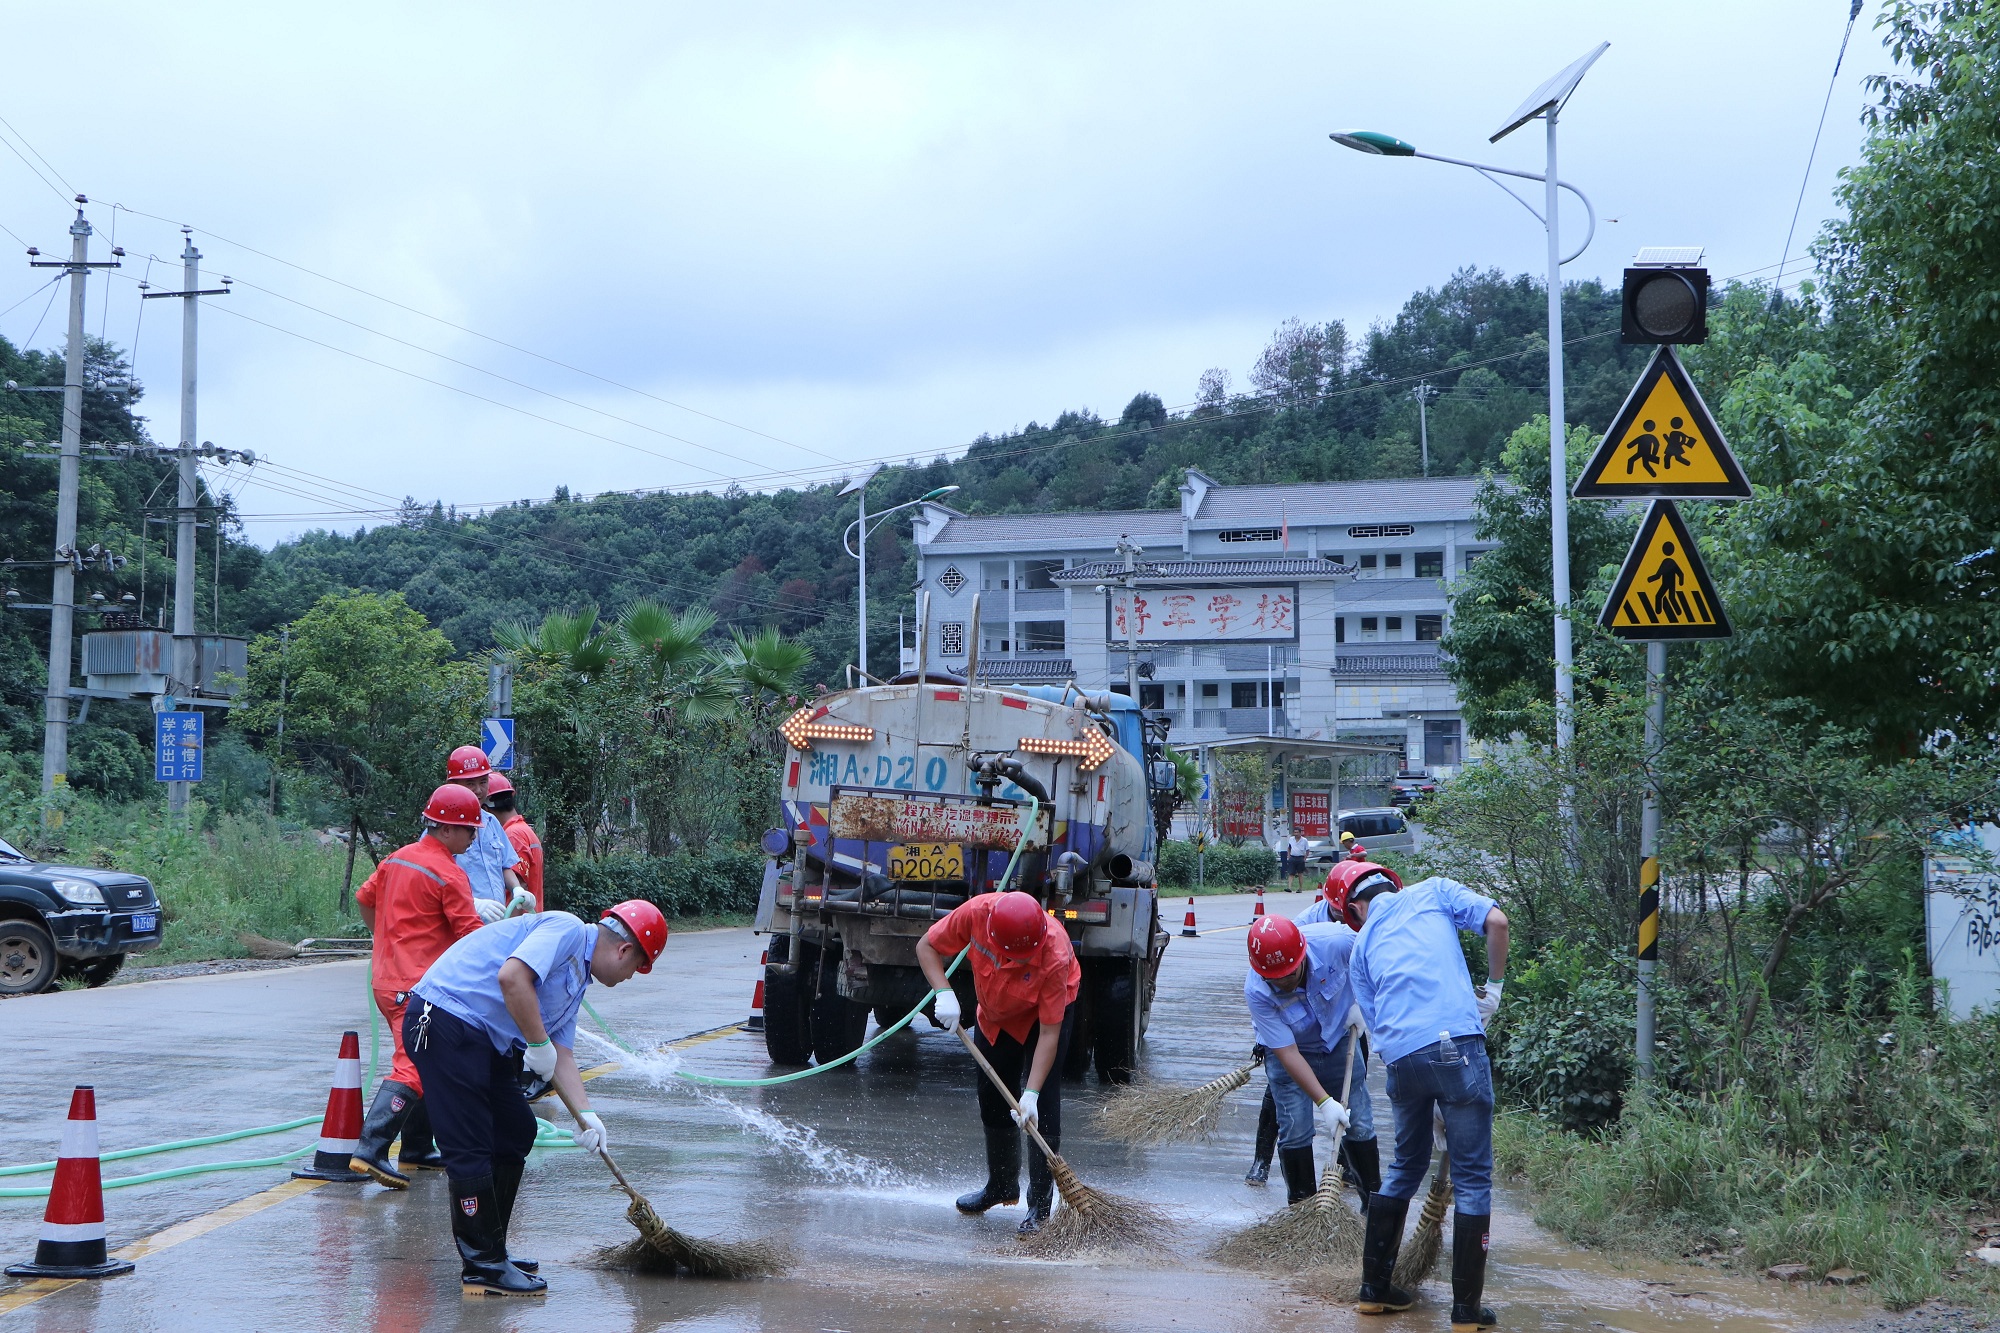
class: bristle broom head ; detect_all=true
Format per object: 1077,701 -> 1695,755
1210,1172 -> 1365,1273
593,1193 -> 788,1279
1015,1153 -> 1177,1256
1095,1062 -> 1256,1146
1391,1164 -> 1453,1289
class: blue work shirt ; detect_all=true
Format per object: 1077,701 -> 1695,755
455,809 -> 518,902
413,911 -> 595,1054
1349,877 -> 1497,1065
1244,921 -> 1360,1055
1295,897 -> 1332,927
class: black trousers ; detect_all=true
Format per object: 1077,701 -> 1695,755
974,1003 -> 1076,1158
404,1003 -> 538,1181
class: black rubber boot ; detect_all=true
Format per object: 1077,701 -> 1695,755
1450,1211 -> 1496,1331
1246,1089 -> 1278,1186
492,1156 -> 538,1275
348,1081 -> 416,1189
1344,1137 -> 1382,1209
1355,1194 -> 1415,1314
1018,1146 -> 1054,1236
397,1095 -> 445,1173
450,1173 -> 546,1296
1278,1145 -> 1317,1205
955,1128 -> 1021,1214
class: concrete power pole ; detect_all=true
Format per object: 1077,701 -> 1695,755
33,202 -> 118,810
1413,382 -> 1438,478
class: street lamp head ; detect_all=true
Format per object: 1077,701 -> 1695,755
919,485 -> 961,501
1330,130 -> 1416,157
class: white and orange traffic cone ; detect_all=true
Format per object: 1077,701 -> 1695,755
1180,896 -> 1199,938
5,1085 -> 134,1279
746,950 -> 768,1032
292,1031 -> 367,1182
1252,885 -> 1266,921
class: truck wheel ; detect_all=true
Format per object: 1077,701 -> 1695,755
810,947 -> 869,1065
1091,960 -> 1140,1085
0,918 -> 59,997
762,941 -> 817,1066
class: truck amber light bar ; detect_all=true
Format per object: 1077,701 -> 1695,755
781,706 -> 875,751
1017,731 -> 1115,770
1059,899 -> 1111,924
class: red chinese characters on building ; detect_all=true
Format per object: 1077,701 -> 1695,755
1252,593 -> 1295,633
1160,594 -> 1198,629
1207,593 -> 1243,635
1290,791 -> 1331,838
1112,594 -> 1153,638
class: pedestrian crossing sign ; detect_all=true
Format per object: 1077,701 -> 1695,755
1573,345 -> 1750,498
1600,500 -> 1731,640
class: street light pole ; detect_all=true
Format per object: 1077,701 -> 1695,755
840,479 -> 960,683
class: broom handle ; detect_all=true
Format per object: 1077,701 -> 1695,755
552,1079 -> 642,1205
1312,1021 -> 1362,1207
954,1022 -> 1064,1165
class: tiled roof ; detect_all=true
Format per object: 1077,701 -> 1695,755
1052,556 -> 1353,582
926,509 -> 1182,552
975,656 -> 1074,682
1331,644 -> 1451,678
1193,477 -> 1485,528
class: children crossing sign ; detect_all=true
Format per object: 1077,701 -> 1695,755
1600,500 -> 1732,640
1573,345 -> 1751,498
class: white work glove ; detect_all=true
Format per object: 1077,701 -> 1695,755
573,1111 -> 607,1155
506,887 -> 537,918
474,895 -> 509,924
1012,1088 -> 1040,1131
1315,1096 -> 1351,1137
1346,1003 -> 1366,1034
929,987 -> 962,1029
522,1039 -> 558,1080
1477,979 -> 1504,1022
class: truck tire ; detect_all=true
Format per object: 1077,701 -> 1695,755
0,917 -> 59,997
762,939 -> 817,1066
1091,959 -> 1141,1085
810,946 -> 869,1066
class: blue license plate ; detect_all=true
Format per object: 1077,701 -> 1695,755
130,913 -> 157,934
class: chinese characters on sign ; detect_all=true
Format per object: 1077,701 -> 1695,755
1290,791 -> 1331,838
1110,586 -> 1297,643
154,711 -> 204,783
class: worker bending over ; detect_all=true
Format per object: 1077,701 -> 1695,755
484,774 -> 544,912
442,745 -> 530,921
1347,873 -> 1509,1331
349,784 -> 487,1188
406,901 -> 667,1295
1242,913 -> 1380,1206
1246,860 -> 1401,1189
916,890 -> 1080,1236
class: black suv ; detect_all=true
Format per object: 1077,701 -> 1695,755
0,835 -> 163,996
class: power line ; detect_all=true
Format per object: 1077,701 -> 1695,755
0,113 -> 77,198
1776,0 -> 1866,299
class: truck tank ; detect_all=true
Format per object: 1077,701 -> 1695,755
753,678 -> 1171,1082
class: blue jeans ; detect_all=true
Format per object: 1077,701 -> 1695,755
1265,1031 -> 1374,1151
1380,1033 -> 1493,1214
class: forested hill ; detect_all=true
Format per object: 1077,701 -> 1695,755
0,267 -> 1637,794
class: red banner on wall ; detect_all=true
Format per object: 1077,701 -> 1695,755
1290,791 -> 1331,838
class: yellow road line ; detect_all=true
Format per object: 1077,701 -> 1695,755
564,1023 -> 744,1083
0,1176 -> 326,1317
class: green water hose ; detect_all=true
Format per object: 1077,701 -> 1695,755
0,1118 -> 322,1178
584,794 -> 1039,1088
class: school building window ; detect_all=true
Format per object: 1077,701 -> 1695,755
1415,551 -> 1443,578
1415,614 -> 1443,641
1019,621 -> 1065,652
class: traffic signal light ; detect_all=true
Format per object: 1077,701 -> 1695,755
1622,259 -> 1709,345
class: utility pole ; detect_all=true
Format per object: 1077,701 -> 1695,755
1413,382 -> 1438,478
1635,639 -> 1665,1078
145,230 -> 229,816
1115,534 -> 1143,701
31,201 -> 118,816
268,626 -> 288,814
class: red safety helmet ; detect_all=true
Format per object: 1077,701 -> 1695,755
445,745 -> 492,780
422,783 -> 485,829
1247,915 -> 1305,980
602,900 -> 668,973
989,891 -> 1047,959
484,772 -> 514,796
1342,868 -> 1403,930
1322,859 -> 1404,928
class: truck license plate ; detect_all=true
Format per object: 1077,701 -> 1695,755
886,843 -> 963,881
130,913 -> 157,934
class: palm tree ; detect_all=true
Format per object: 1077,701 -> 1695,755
495,606 -> 617,678
719,626 -> 816,762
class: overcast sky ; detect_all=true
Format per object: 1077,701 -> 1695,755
0,1 -> 1891,545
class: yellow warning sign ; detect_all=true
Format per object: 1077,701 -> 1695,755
1573,345 -> 1750,498
1599,500 -> 1731,640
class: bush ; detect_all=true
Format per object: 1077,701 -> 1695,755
1156,840 -> 1276,888
545,848 -> 765,921
1492,944 -> 1636,1133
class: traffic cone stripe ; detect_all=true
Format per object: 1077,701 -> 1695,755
59,1115 -> 100,1164
40,1221 -> 109,1242
6,1085 -> 133,1279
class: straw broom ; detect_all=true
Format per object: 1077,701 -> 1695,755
1095,1054 -> 1259,1146
1211,1024 -> 1365,1271
953,1024 -> 1174,1255
1391,1150 -> 1452,1289
553,1085 -> 787,1279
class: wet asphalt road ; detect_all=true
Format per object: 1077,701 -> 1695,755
1,891 -> 1865,1331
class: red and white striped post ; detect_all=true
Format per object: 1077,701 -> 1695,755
5,1085 -> 134,1278
292,1030 -> 367,1182
746,950 -> 768,1032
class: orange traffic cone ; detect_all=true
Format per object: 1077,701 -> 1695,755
292,1031 -> 367,1182
1180,896 -> 1199,938
6,1085 -> 133,1279
1252,885 -> 1266,920
746,950 -> 768,1032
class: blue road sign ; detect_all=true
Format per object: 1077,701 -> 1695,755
155,711 -> 204,783
482,717 -> 515,772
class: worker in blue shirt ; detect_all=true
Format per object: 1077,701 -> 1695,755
1241,915 -> 1379,1206
442,746 -> 530,921
1346,874 -> 1509,1330
406,900 -> 668,1296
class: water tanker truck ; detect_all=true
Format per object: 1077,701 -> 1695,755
753,672 -> 1176,1082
